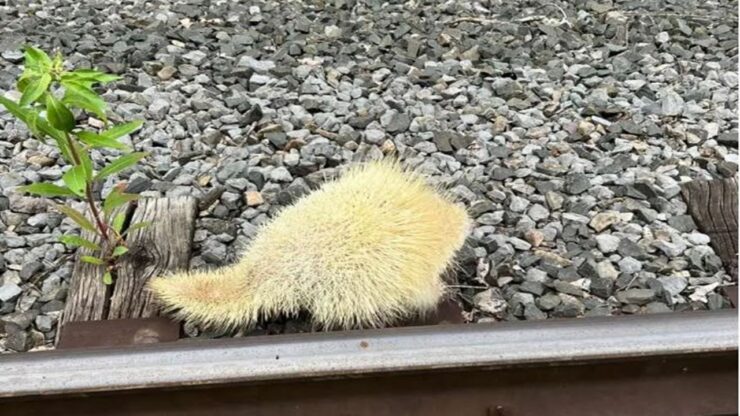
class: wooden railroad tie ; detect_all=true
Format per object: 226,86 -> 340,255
56,197 -> 197,349
681,178 -> 738,306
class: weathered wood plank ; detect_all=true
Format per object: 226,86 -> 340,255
60,197 -> 197,333
108,197 -> 197,319
59,228 -> 110,325
681,178 -> 738,283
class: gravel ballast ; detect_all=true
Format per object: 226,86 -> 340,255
0,0 -> 737,352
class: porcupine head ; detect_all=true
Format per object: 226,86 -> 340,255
148,160 -> 472,331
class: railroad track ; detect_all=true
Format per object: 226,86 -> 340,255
0,309 -> 736,416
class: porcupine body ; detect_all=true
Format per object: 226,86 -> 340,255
149,161 -> 471,330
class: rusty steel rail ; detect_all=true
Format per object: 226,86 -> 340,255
0,310 -> 736,394
0,310 -> 737,415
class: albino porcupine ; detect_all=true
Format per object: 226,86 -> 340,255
148,160 -> 471,330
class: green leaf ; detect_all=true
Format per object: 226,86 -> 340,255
72,140 -> 94,180
63,69 -> 121,84
103,189 -> 138,215
62,165 -> 88,197
101,120 -> 143,140
60,79 -> 96,93
102,271 -> 113,285
26,109 -> 67,143
17,75 -> 32,93
45,94 -> 75,132
59,235 -> 100,251
123,221 -> 151,236
46,127 -> 74,163
60,77 -> 95,89
6,105 -> 49,145
95,152 -> 148,181
0,96 -> 30,123
54,204 -> 97,233
52,52 -> 64,71
19,73 -> 51,107
0,96 -> 72,152
81,255 -> 104,266
24,46 -> 52,73
77,131 -> 130,151
17,182 -> 77,198
97,74 -> 121,84
112,246 -> 129,257
61,81 -> 106,120
24,110 -> 46,142
112,212 -> 126,234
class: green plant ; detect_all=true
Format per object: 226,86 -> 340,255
0,46 -> 149,285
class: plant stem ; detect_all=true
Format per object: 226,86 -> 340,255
65,132 -> 110,241
64,132 -> 82,165
86,183 -> 109,241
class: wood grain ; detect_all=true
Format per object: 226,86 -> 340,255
681,178 -> 738,282
59,227 -> 111,325
60,197 -> 197,327
108,197 -> 197,319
